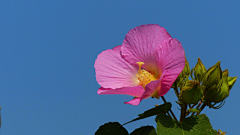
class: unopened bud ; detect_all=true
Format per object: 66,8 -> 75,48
202,61 -> 222,89
191,58 -> 206,82
204,70 -> 229,103
181,80 -> 203,104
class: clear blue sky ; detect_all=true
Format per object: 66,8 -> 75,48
0,1 -> 239,135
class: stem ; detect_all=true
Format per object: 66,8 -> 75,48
190,101 -> 202,117
197,103 -> 207,115
180,107 -> 183,122
166,112 -> 171,117
186,104 -> 196,116
183,103 -> 187,118
180,103 -> 187,122
161,96 -> 178,122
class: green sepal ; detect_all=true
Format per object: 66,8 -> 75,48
123,102 -> 171,125
228,76 -> 237,90
181,80 -> 203,104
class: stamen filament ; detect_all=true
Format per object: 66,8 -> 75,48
137,62 -> 145,73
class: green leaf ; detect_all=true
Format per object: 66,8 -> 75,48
95,122 -> 128,135
156,113 -> 218,135
123,102 -> 172,125
130,126 -> 157,135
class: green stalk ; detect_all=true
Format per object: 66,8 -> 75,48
180,103 -> 187,122
161,96 -> 178,122
190,101 -> 202,117
196,103 -> 207,115
185,104 -> 196,116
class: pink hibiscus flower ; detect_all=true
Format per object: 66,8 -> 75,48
94,24 -> 185,105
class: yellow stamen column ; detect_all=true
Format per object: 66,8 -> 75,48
137,62 -> 145,74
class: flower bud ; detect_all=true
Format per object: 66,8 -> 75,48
173,56 -> 190,88
181,56 -> 191,78
181,80 -> 203,104
204,70 -> 229,103
191,58 -> 206,82
202,61 -> 222,89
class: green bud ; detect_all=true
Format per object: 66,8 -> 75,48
202,61 -> 222,89
182,56 -> 191,78
218,72 -> 229,101
181,80 -> 203,104
173,55 -> 190,88
191,58 -> 206,82
204,71 -> 229,103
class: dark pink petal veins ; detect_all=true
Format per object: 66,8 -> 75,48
156,38 -> 185,96
121,24 -> 171,75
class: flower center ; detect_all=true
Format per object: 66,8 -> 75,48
136,62 -> 156,88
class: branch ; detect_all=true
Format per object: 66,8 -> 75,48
161,96 -> 178,122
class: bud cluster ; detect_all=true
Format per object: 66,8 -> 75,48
175,57 -> 237,109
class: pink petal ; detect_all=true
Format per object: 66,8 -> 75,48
156,38 -> 185,96
112,45 -> 121,52
121,24 -> 171,75
142,76 -> 163,99
97,86 -> 145,97
94,47 -> 139,89
124,76 -> 164,106
124,97 -> 141,106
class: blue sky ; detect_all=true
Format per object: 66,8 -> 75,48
0,1 -> 239,135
